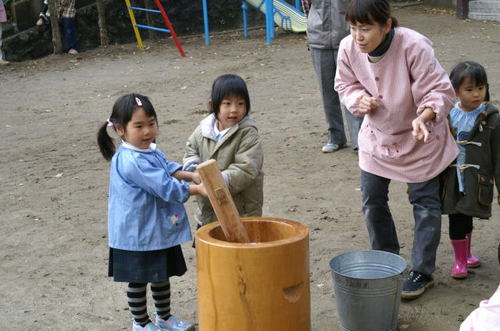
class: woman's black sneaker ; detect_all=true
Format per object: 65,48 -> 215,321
401,270 -> 434,300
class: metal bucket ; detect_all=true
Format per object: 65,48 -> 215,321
329,250 -> 407,331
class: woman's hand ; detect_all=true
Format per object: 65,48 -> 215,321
358,96 -> 379,115
412,108 -> 436,143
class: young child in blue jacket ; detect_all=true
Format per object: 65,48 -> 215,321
97,93 -> 205,331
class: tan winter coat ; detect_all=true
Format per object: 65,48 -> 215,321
183,114 -> 264,225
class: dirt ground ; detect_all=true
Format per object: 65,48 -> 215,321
1,5 -> 500,330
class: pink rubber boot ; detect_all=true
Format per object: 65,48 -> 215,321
451,239 -> 468,279
465,232 -> 481,268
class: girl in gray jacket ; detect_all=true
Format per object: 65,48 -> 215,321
183,74 -> 264,226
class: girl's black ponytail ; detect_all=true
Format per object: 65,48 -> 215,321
97,122 -> 116,161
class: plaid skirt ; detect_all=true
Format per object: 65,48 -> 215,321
108,245 -> 187,283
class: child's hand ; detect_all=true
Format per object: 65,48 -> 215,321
192,172 -> 201,184
198,182 -> 207,197
357,95 -> 379,115
189,182 -> 207,197
173,170 -> 199,183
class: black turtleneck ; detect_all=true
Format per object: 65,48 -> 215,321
369,28 -> 395,57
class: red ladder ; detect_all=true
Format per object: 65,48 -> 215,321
125,0 -> 186,57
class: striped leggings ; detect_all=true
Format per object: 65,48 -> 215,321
128,281 -> 171,326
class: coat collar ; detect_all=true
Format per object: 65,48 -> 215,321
199,113 -> 257,157
468,103 -> 499,138
200,113 -> 255,142
121,141 -> 157,152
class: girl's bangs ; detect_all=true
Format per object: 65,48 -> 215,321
467,69 -> 488,87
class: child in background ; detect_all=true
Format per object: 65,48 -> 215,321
183,74 -> 264,227
58,0 -> 79,54
36,0 -> 50,26
441,61 -> 500,279
97,93 -> 204,331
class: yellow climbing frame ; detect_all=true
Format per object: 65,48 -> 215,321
124,0 -> 145,50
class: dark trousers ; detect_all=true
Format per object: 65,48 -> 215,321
310,47 -> 363,148
310,48 -> 345,145
61,18 -> 78,51
361,170 -> 442,276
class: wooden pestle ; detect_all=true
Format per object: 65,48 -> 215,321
196,159 -> 250,243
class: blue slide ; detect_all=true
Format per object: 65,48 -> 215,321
245,0 -> 307,32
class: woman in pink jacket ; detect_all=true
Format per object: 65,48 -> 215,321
334,0 -> 459,300
0,0 -> 9,64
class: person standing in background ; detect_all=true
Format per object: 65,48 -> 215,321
36,0 -> 50,26
58,0 -> 78,54
0,0 -> 9,65
302,0 -> 363,152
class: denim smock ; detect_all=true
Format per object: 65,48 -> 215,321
108,142 -> 192,251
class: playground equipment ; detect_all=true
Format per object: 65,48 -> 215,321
124,0 -> 185,56
202,0 -> 306,45
243,0 -> 306,34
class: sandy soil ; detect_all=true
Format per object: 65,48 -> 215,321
1,5 -> 499,330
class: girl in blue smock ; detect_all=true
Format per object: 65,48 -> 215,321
97,93 -> 205,331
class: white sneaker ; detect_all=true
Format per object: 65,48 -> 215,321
68,48 -> 79,55
321,142 -> 344,153
132,321 -> 159,331
0,60 -> 10,65
153,312 -> 194,331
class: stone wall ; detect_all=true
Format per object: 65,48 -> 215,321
423,0 -> 456,9
2,0 -> 266,62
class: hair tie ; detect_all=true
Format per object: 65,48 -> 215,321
135,97 -> 142,106
106,118 -> 114,127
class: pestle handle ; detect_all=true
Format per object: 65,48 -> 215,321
196,159 -> 250,243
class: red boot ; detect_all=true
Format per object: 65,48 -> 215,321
451,239 -> 468,279
465,232 -> 481,268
